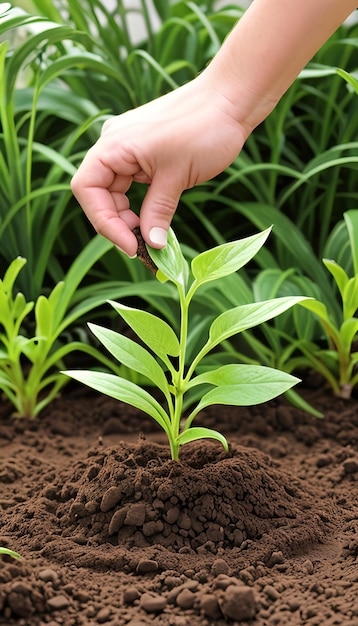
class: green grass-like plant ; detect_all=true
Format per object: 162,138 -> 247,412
0,3 -> 105,298
65,229 -> 307,460
28,0 -> 243,110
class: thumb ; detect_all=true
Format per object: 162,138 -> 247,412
139,173 -> 183,249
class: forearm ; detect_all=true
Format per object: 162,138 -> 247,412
204,0 -> 357,133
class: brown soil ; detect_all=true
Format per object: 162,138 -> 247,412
1,381 -> 358,625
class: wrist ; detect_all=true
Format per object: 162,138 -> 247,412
197,62 -> 278,138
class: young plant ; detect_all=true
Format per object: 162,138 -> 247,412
0,235 -> 166,418
65,228 -> 308,460
298,210 -> 358,399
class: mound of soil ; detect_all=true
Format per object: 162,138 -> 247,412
1,384 -> 358,625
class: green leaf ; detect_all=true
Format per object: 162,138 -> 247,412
187,370 -> 298,423
0,371 -> 16,390
109,301 -> 180,362
35,295 -> 53,338
177,427 -> 228,451
0,291 -> 11,326
12,294 -> 33,334
47,281 -> 65,311
3,257 -> 26,293
344,210 -> 358,275
206,296 -> 308,353
343,277 -> 358,320
323,259 -> 348,300
300,65 -> 339,79
219,199 -> 339,317
147,228 -> 189,289
299,299 -> 330,323
12,292 -> 30,320
64,370 -> 171,432
21,336 -> 46,363
53,235 -> 114,328
88,323 -> 171,399
284,388 -> 323,418
38,52 -> 124,91
340,318 -> 358,352
191,228 -> 271,286
337,68 -> 358,95
189,364 -> 299,401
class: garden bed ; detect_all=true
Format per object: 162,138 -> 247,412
1,381 -> 358,625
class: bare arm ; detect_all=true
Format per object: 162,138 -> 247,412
71,0 -> 357,257
207,0 -> 357,131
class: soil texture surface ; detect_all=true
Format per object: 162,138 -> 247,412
1,381 -> 358,625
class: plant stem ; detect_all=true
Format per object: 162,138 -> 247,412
171,286 -> 188,460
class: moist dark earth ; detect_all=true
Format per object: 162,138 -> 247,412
1,379 -> 358,626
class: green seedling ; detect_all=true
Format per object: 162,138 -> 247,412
299,210 -> 358,398
0,256 -> 96,418
0,236 -> 147,418
0,547 -> 21,559
66,228 -> 308,460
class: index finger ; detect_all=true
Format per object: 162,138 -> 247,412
71,142 -> 142,256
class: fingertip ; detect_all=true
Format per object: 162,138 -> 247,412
115,245 -> 137,259
148,227 -> 168,248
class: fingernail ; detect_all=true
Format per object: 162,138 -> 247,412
149,227 -> 167,247
115,245 -> 137,259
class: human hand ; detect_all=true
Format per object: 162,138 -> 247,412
71,74 -> 248,257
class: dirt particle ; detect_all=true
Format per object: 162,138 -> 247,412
96,606 -> 112,623
165,506 -> 180,524
124,502 -> 146,526
287,598 -> 301,612
175,588 -> 196,610
343,459 -> 358,475
47,594 -> 70,611
302,558 -> 314,574
263,584 -> 280,602
211,558 -> 229,576
100,486 -> 122,512
139,592 -> 167,613
108,507 -> 128,535
219,584 -> 257,621
266,550 -> 285,568
38,568 -> 59,586
136,559 -> 158,574
8,581 -> 35,617
123,586 -> 141,604
200,593 -> 222,620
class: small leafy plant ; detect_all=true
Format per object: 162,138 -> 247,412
66,228 -> 308,460
0,255 -> 111,418
0,234 -> 160,418
298,210 -> 358,398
